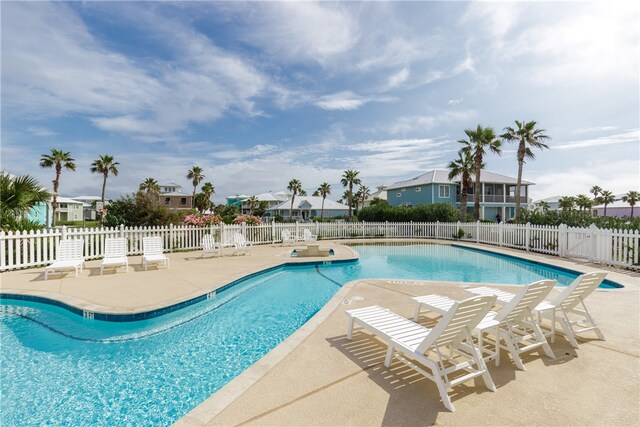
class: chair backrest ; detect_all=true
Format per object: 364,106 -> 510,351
550,271 -> 607,311
303,229 -> 312,238
282,230 -> 292,240
202,234 -> 216,249
57,239 -> 84,261
234,233 -> 246,247
495,280 -> 556,323
417,295 -> 497,353
143,236 -> 164,255
104,237 -> 127,257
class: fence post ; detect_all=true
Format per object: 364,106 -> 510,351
220,223 -> 225,244
436,221 -> 440,239
558,224 -> 567,257
456,221 -> 461,240
362,220 -> 365,238
499,223 -> 504,247
242,222 -> 247,237
589,224 -> 598,262
525,222 -> 531,251
272,221 -> 276,244
169,223 -> 174,252
476,221 -> 480,243
385,221 -> 388,238
295,221 -> 299,238
120,224 -> 125,239
61,225 -> 67,241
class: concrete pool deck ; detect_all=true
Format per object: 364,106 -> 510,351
1,240 -> 639,425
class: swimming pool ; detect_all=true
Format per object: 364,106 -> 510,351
0,243 -> 620,426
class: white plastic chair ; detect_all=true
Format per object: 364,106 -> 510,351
302,229 -> 317,242
413,280 -> 556,371
101,237 -> 129,275
346,295 -> 497,412
467,271 -> 608,348
281,229 -> 300,245
44,239 -> 85,279
233,232 -> 252,255
201,235 -> 221,258
142,236 -> 169,270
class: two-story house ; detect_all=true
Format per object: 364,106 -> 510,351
158,183 -> 193,211
387,169 -> 534,221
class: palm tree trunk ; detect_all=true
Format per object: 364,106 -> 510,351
321,197 -> 325,219
348,183 -> 353,220
290,194 -> 295,220
515,146 -> 525,223
474,157 -> 481,221
460,184 -> 467,222
100,173 -> 107,225
631,205 -> 635,218
52,167 -> 61,226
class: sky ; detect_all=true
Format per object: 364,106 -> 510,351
1,1 -> 639,203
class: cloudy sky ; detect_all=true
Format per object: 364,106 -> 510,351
2,1 -> 638,202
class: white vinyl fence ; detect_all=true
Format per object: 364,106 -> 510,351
1,222 -> 638,271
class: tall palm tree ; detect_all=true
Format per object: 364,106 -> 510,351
575,194 -> 592,212
39,148 -> 76,226
186,166 -> 205,201
459,125 -> 502,221
317,182 -> 331,219
447,151 -> 479,221
358,185 -> 371,211
90,154 -> 119,225
139,177 -> 160,194
201,182 -> 215,212
558,196 -> 576,212
0,172 -> 50,229
287,179 -> 302,220
622,190 -> 639,218
246,195 -> 259,215
501,121 -> 549,222
599,190 -> 615,217
590,185 -> 602,199
341,170 -> 361,221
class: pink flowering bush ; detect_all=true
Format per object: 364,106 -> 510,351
183,213 -> 222,226
233,215 -> 262,225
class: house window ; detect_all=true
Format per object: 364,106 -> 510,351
181,197 -> 187,206
415,187 -> 422,192
60,203 -> 67,208
439,185 -> 450,198
396,192 -> 402,198
164,198 -> 171,205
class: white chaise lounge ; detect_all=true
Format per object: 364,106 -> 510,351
281,229 -> 301,245
201,235 -> 222,258
142,236 -> 169,270
346,295 -> 497,412
413,280 -> 556,371
44,239 -> 85,279
101,237 -> 129,275
302,229 -> 317,242
467,271 -> 608,349
233,232 -> 252,255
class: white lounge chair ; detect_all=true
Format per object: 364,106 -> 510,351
413,280 -> 556,371
101,237 -> 129,275
233,232 -> 252,255
346,295 -> 497,412
302,229 -> 317,242
201,235 -> 221,258
44,239 -> 85,279
467,271 -> 607,349
281,229 -> 300,245
142,236 -> 169,270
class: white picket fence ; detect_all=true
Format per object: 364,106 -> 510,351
1,222 -> 638,271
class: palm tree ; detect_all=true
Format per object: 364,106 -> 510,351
599,190 -> 615,217
317,182 -> 331,219
358,185 -> 371,211
139,177 -> 160,194
447,151 -> 478,221
341,170 -> 361,220
0,172 -> 50,229
459,125 -> 502,220
287,179 -> 302,220
298,188 -> 307,196
558,196 -> 576,212
39,148 -> 76,226
90,155 -> 119,225
535,201 -> 550,212
201,182 -> 215,212
575,194 -> 592,212
590,185 -> 602,199
501,121 -> 549,222
186,166 -> 205,201
246,195 -> 259,215
622,191 -> 639,218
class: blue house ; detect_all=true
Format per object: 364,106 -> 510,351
387,169 -> 534,221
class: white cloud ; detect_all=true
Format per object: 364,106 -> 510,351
27,126 -> 57,137
572,126 -> 618,134
553,130 -> 639,150
448,99 -> 463,106
313,91 -> 391,111
387,68 -> 410,89
385,110 -> 477,135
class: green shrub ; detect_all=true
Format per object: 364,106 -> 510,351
104,192 -> 182,227
358,202 -> 459,223
521,210 -> 640,230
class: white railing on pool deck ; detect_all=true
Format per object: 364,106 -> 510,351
1,222 -> 638,271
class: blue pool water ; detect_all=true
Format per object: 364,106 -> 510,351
0,243 -> 620,426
